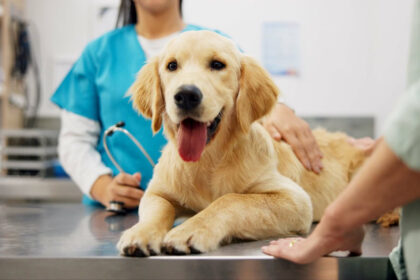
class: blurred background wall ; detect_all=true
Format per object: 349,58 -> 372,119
25,0 -> 414,137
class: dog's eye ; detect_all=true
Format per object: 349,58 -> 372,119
167,61 -> 178,71
210,60 -> 225,70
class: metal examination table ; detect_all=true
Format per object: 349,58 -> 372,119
0,202 -> 398,280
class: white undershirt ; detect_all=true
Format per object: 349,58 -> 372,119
138,33 -> 179,60
59,34 -> 177,198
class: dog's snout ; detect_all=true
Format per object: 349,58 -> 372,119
174,85 -> 203,111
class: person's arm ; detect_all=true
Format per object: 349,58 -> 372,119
262,103 -> 323,174
262,140 -> 420,263
58,110 -> 144,208
324,140 -> 420,229
262,0 -> 420,263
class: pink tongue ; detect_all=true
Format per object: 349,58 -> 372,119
177,119 -> 207,162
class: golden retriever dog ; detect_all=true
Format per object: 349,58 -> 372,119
117,30 -> 367,257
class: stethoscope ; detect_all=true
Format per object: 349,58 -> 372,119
103,121 -> 155,214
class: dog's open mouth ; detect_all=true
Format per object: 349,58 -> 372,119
177,110 -> 223,162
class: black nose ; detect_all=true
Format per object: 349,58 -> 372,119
174,85 -> 203,111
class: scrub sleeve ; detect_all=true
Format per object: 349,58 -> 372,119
386,1 -> 420,278
51,40 -> 107,207
51,44 -> 100,121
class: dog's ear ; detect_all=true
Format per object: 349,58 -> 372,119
131,57 -> 164,133
236,55 -> 280,133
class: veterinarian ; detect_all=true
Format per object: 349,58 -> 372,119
262,1 -> 420,278
51,0 -> 323,209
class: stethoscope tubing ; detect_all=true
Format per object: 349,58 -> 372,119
102,121 -> 155,215
103,121 -> 155,174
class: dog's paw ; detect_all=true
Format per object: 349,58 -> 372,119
162,222 -> 221,255
117,223 -> 166,257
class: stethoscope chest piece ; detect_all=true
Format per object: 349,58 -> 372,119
106,200 -> 126,215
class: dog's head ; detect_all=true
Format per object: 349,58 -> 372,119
131,31 -> 279,162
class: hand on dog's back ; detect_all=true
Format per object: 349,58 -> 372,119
262,103 -> 324,174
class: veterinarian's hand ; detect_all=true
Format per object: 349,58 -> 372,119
90,172 -> 143,209
263,103 -> 323,174
261,221 -> 364,264
347,137 -> 381,156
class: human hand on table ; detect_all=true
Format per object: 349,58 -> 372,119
262,103 -> 323,174
261,229 -> 364,264
261,217 -> 364,264
90,172 -> 143,208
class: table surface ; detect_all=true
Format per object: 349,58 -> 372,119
0,202 -> 399,280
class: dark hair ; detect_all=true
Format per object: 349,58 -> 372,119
116,0 -> 183,28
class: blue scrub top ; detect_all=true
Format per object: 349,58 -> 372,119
51,24 -> 227,205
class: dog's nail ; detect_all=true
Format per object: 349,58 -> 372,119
161,246 -> 167,254
124,245 -> 147,257
147,245 -> 158,256
149,249 -> 158,256
163,247 -> 185,255
123,247 -> 130,256
163,245 -> 174,254
189,246 -> 202,254
171,248 -> 187,255
123,245 -> 136,256
132,247 -> 148,257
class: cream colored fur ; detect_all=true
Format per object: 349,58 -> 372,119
117,31 -> 365,256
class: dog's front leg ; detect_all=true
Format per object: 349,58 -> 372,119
117,193 -> 176,257
163,177 -> 313,254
